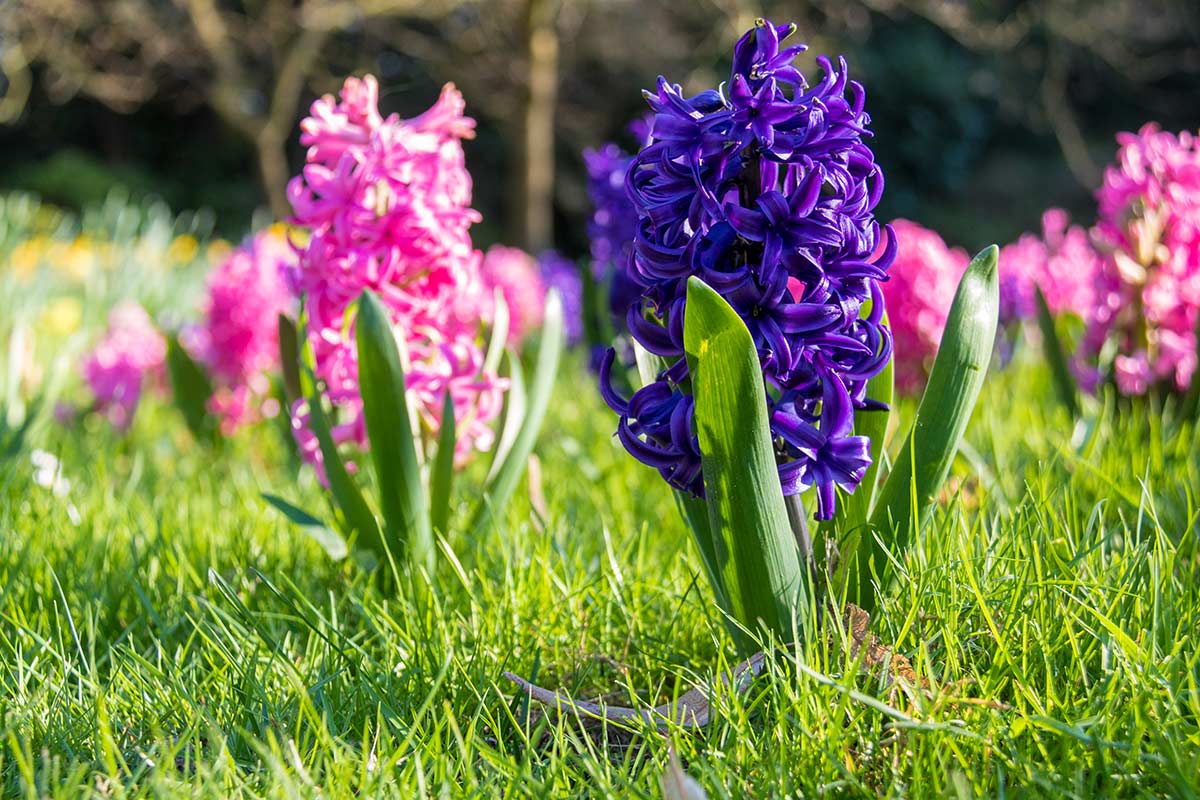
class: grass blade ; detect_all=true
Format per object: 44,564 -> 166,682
355,289 -> 433,573
858,245 -> 999,610
1035,286 -> 1080,418
473,289 -> 565,530
429,390 -> 457,534
684,276 -> 806,652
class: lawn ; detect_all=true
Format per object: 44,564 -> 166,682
3,285 -> 1198,799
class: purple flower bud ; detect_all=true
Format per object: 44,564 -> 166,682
599,19 -> 894,521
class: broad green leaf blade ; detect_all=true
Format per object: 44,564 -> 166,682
165,335 -> 217,443
860,244 -> 999,610
473,289 -> 565,530
836,314 -> 894,531
1035,287 -> 1080,418
822,315 -> 894,596
483,289 -> 510,376
684,276 -> 807,652
262,492 -> 348,560
429,390 -> 457,534
355,290 -> 433,573
486,350 -> 526,483
300,362 -> 383,557
277,313 -> 302,406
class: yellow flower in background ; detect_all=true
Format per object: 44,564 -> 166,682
8,237 -> 47,281
57,238 -> 97,282
207,238 -> 232,263
39,296 -> 83,338
168,234 -> 200,264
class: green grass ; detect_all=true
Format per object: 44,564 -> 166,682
1,347 -> 1198,798
1,195 -> 1198,796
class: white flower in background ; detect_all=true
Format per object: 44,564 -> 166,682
31,449 -> 70,497
31,449 -> 81,524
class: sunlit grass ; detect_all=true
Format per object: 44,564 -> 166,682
1,197 -> 1198,797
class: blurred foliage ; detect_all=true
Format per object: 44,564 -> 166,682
0,0 -> 1197,248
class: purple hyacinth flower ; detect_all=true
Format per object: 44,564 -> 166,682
599,18 -> 894,521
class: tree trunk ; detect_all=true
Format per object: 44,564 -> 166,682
518,0 -> 559,254
256,128 -> 292,220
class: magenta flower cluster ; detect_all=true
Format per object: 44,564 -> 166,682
999,209 -> 1102,325
286,75 -> 506,480
600,20 -> 894,520
882,220 -> 967,394
184,229 -> 295,435
1090,125 -> 1200,395
81,302 -> 166,430
479,245 -> 546,346
999,124 -> 1199,396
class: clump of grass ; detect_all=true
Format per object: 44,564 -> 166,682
1,337 -> 1198,796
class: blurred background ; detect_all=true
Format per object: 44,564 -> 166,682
1,0 -> 1198,255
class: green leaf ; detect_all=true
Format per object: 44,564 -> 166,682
633,340 -> 666,389
483,289 -> 510,376
832,311 -> 894,526
262,492 -> 348,560
1035,287 -> 1080,418
486,350 -> 526,483
859,245 -> 999,610
429,390 -> 457,534
277,313 -> 302,406
300,365 -> 383,558
473,289 -> 565,530
165,335 -> 217,443
684,276 -> 807,652
821,312 -> 893,597
355,290 -> 433,574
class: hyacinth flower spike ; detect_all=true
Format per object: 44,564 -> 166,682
600,20 -> 1000,646
265,76 -> 565,584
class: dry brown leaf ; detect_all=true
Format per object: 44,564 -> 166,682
505,603 -> 933,733
841,603 -> 925,689
503,652 -> 766,731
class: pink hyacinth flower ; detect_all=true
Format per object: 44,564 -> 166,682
999,208 -> 1103,324
188,229 -> 296,435
1087,124 -> 1200,394
286,74 -> 506,483
479,245 -> 547,345
80,301 -> 166,430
